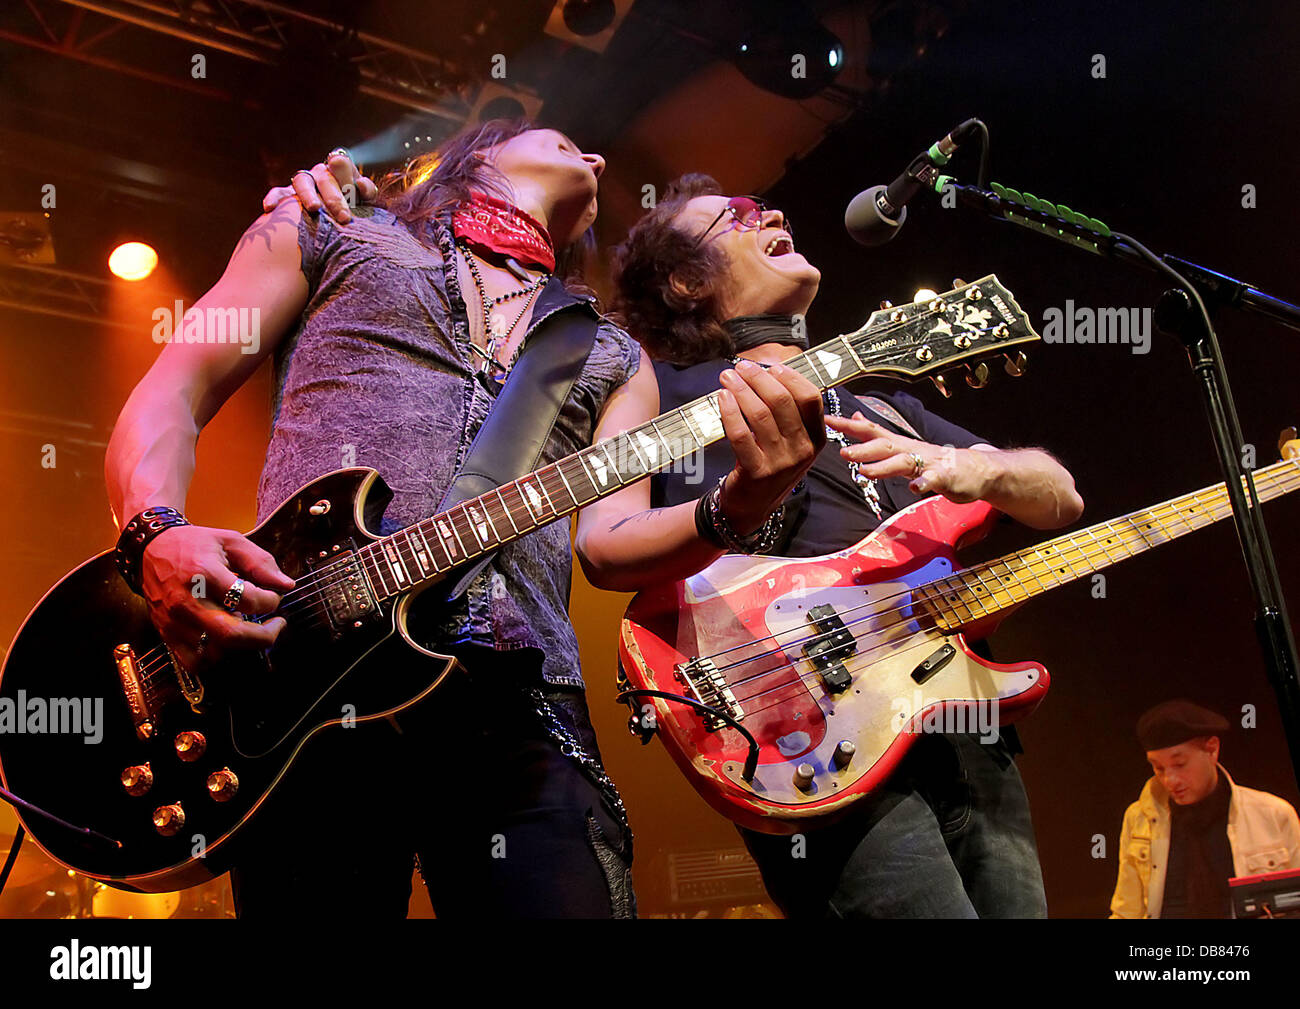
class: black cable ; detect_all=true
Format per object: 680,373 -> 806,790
0,825 -> 25,898
617,688 -> 761,782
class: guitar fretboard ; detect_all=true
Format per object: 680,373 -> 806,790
347,276 -> 1029,602
917,456 -> 1300,630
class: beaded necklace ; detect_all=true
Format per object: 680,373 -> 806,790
459,241 -> 548,378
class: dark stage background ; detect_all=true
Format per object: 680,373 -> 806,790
1,0 -> 1298,918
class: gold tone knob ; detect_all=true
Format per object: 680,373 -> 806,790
206,768 -> 239,803
152,803 -> 185,837
120,763 -> 153,796
879,299 -> 893,310
965,362 -> 990,389
793,763 -> 816,792
931,374 -> 951,398
1003,351 -> 1028,377
174,731 -> 206,762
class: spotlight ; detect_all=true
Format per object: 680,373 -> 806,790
544,0 -> 633,53
728,2 -> 844,100
109,242 -> 157,281
562,0 -> 615,36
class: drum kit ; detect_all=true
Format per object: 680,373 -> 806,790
0,832 -> 234,919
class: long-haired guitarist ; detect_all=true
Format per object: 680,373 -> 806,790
606,174 -> 1084,918
105,123 -> 826,917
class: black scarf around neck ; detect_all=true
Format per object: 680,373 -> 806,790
723,314 -> 809,356
1163,770 -> 1234,918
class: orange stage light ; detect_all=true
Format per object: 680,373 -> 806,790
108,241 -> 158,281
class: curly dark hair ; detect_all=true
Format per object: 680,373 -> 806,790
377,118 -> 595,298
609,173 -> 735,365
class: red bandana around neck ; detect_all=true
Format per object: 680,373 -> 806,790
452,192 -> 556,273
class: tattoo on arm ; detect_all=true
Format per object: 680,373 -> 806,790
607,510 -> 659,534
236,200 -> 297,254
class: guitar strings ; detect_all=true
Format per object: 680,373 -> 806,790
704,466 -> 1300,715
263,308 -> 958,615
126,302 -> 1006,692
694,462 -> 1298,680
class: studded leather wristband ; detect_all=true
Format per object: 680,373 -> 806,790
114,506 -> 190,594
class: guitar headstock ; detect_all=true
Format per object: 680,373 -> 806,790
841,274 -> 1039,394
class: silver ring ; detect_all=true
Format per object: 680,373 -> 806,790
327,147 -> 351,161
222,577 -> 246,612
292,169 -> 314,182
910,453 -> 926,478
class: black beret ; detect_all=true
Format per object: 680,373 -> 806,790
1137,700 -> 1230,751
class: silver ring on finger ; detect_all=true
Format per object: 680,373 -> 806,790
909,453 -> 926,478
327,147 -> 350,161
222,576 -> 246,613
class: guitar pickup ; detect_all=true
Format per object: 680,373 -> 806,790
306,542 -> 381,639
802,604 -> 857,693
911,643 -> 956,684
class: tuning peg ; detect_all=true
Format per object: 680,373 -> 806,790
931,374 -> 952,398
1003,351 -> 1028,377
964,362 -> 990,389
1279,426 -> 1298,460
951,277 -> 968,288
879,299 -> 893,310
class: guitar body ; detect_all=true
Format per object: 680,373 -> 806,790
620,496 -> 1051,834
0,468 -> 459,891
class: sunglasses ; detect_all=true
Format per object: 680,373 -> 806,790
692,195 -> 789,248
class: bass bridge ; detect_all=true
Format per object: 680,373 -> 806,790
674,656 -> 745,731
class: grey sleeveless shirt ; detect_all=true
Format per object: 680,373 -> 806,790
255,205 -> 641,688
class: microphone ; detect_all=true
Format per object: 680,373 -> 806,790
845,119 -> 982,246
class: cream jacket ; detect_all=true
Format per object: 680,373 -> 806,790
1110,765 -> 1300,918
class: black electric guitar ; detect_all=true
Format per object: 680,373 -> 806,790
0,276 -> 1037,892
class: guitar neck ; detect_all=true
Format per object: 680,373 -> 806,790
350,274 -> 1035,601
920,455 -> 1300,630
351,323 -> 915,600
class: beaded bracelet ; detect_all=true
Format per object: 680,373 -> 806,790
694,475 -> 784,554
114,506 -> 190,594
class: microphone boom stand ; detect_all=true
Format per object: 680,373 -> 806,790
937,177 -> 1300,789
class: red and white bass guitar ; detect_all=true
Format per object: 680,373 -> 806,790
620,434 -> 1300,834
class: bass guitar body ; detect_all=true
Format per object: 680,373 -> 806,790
619,497 -> 1050,834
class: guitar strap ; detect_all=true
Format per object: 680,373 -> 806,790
859,395 -> 922,440
437,276 -> 599,602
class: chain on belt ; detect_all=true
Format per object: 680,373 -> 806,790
528,688 -> 631,836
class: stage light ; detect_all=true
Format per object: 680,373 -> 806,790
562,0 -> 615,36
728,2 -> 844,100
913,288 -> 939,303
108,242 -> 158,282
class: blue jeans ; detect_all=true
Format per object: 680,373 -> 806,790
740,732 -> 1047,918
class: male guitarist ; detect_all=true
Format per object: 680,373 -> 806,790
277,161 -> 1083,917
106,124 -> 825,918
606,174 -> 1085,918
